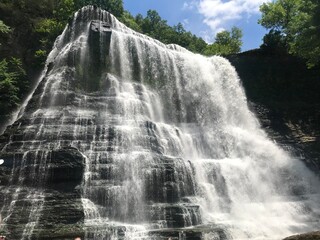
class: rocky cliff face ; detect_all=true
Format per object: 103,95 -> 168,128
230,50 -> 320,240
283,231 -> 320,240
251,103 -> 320,174
228,50 -> 320,175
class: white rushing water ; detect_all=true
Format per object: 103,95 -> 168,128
0,6 -> 319,240
77,7 -> 319,239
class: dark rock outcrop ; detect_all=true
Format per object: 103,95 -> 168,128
228,49 -> 320,174
283,231 -> 320,240
47,147 -> 85,190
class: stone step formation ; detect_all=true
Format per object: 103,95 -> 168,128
0,6 -> 319,240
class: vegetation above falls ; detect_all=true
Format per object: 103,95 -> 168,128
259,0 -> 320,68
0,0 -> 243,119
0,0 -> 319,121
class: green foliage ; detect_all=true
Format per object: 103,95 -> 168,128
188,36 -> 207,53
120,11 -> 142,32
141,10 -> 169,39
259,0 -> 320,67
35,18 -> 64,37
0,20 -> 10,34
0,58 -> 27,115
117,9 -> 209,54
261,30 -> 287,53
54,0 -> 75,22
34,18 -> 64,59
0,0 -> 244,116
259,0 -> 301,31
34,49 -> 48,67
204,27 -> 243,56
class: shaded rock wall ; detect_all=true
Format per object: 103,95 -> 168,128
228,49 -> 320,174
283,231 -> 320,240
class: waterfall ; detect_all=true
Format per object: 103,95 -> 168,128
0,6 -> 319,240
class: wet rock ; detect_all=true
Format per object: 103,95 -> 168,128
283,231 -> 320,240
149,203 -> 201,228
149,225 -> 229,240
47,147 -> 85,191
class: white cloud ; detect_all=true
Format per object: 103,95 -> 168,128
197,0 -> 271,35
182,2 -> 191,10
182,1 -> 198,10
183,18 -> 190,26
199,30 -> 212,43
200,28 -> 225,43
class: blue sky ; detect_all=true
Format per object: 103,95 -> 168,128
123,0 -> 271,51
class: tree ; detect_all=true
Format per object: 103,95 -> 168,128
203,27 -> 243,56
0,58 -> 27,115
174,23 -> 186,35
54,0 -> 75,22
135,11 -> 207,52
259,0 -> 320,67
189,36 -> 207,53
141,10 -> 166,35
260,30 -> 287,53
289,0 -> 320,67
259,0 -> 301,32
120,11 -> 142,32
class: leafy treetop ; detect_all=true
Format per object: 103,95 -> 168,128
259,0 -> 320,68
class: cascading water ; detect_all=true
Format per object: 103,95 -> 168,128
0,6 -> 319,240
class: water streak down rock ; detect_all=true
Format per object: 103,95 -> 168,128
0,6 -> 320,240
